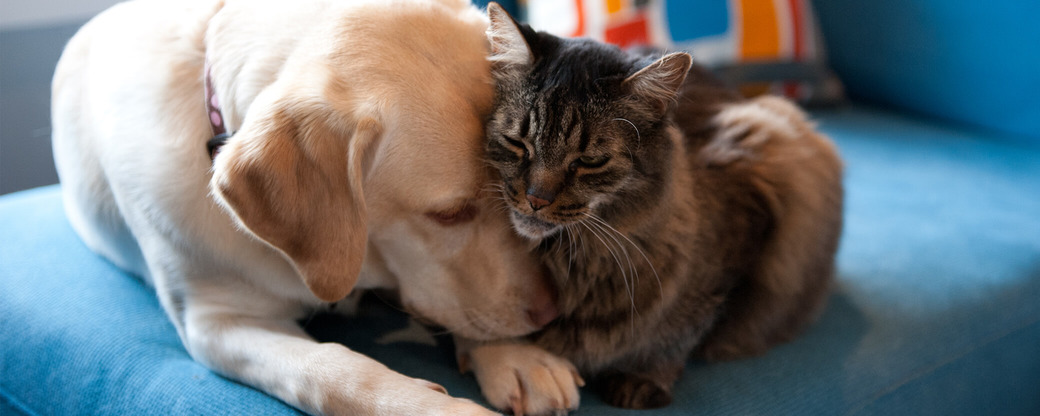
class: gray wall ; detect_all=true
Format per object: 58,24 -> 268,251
0,0 -> 120,195
1,0 -> 121,29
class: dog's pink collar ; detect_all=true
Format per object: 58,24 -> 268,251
204,63 -> 231,161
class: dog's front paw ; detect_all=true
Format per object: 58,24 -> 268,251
434,397 -> 503,416
465,343 -> 584,416
393,374 -> 500,416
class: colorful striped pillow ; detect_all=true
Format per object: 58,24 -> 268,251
524,0 -> 843,105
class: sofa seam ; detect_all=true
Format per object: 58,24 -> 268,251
844,316 -> 1040,416
0,384 -> 39,416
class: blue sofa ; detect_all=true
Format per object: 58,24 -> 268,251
2,1 -> 1038,415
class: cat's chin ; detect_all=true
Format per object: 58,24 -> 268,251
510,210 -> 563,240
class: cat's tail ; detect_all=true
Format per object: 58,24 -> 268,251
696,95 -> 844,361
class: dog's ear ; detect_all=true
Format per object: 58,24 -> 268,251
211,106 -> 380,302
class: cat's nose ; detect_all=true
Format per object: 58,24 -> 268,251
526,189 -> 554,211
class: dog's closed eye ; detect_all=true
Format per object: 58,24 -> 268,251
426,204 -> 478,226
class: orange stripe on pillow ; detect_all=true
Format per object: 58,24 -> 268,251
787,0 -> 804,59
605,12 -> 650,47
738,0 -> 781,61
571,0 -> 586,37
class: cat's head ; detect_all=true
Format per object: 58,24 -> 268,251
483,3 -> 692,239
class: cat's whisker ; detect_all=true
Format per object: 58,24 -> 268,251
488,201 -> 511,213
479,157 -> 508,170
556,225 -> 573,284
566,224 -> 577,279
584,218 -> 639,336
613,117 -> 642,144
585,216 -> 639,294
480,184 -> 506,194
480,189 -> 517,217
577,221 -> 588,261
612,118 -> 639,160
490,203 -> 512,216
581,217 -> 639,340
478,188 -> 506,201
585,213 -> 664,300
480,187 -> 509,201
582,224 -> 637,334
579,220 -> 637,319
554,224 -> 567,258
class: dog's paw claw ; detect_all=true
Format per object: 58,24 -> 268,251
412,377 -> 448,395
509,394 -> 524,416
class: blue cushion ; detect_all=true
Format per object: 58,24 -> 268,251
811,0 -> 1040,140
0,187 -> 302,415
2,106 -> 1039,415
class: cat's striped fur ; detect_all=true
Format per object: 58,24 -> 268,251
479,5 -> 843,410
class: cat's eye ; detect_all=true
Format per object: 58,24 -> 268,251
575,155 -> 610,169
426,204 -> 478,226
501,136 -> 528,157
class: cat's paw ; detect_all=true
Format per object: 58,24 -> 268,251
697,334 -> 771,362
465,343 -> 584,416
598,372 -> 673,410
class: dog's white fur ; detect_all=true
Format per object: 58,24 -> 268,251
51,0 -> 557,414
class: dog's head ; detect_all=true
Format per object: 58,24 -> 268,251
209,0 -> 555,340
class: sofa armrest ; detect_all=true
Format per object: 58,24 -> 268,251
811,0 -> 1040,140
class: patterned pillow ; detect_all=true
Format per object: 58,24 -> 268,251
523,0 -> 844,105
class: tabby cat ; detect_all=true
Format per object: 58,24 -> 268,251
464,4 -> 843,413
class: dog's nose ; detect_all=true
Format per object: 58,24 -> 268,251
526,188 -> 554,211
527,298 -> 559,328
526,272 -> 560,327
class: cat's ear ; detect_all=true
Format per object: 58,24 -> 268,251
486,2 -> 533,68
623,52 -> 693,112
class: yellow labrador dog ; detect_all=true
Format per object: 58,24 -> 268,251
51,0 -> 559,414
